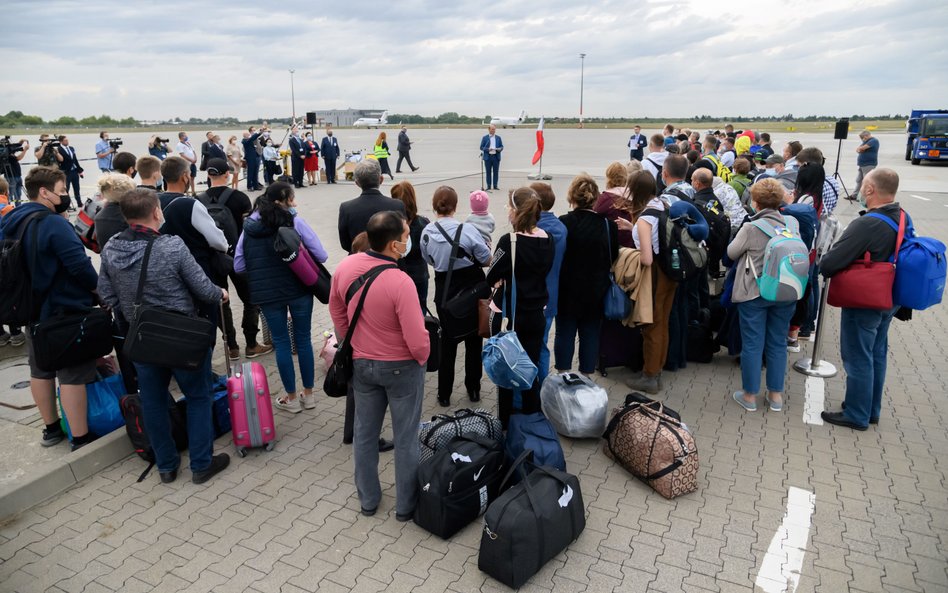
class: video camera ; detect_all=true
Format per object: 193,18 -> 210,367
39,136 -> 61,149
109,138 -> 124,150
0,136 -> 25,159
154,137 -> 169,144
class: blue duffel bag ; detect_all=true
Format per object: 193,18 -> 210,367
504,412 -> 566,483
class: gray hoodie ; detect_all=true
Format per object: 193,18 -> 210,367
98,231 -> 222,322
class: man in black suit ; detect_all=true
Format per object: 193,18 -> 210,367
628,125 -> 647,161
199,132 -> 213,173
337,159 -> 406,252
396,126 -> 419,173
55,135 -> 84,209
287,125 -> 306,188
336,158 -> 405,451
320,126 -> 340,183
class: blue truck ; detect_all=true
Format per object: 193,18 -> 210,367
906,109 -> 948,165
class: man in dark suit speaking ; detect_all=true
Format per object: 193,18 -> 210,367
479,124 -> 503,191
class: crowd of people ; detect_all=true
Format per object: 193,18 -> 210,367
0,121 -> 908,522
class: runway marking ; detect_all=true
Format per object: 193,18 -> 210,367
802,377 -> 825,425
755,487 -> 816,593
912,194 -> 931,201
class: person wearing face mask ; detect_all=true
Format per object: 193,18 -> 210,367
320,126 -> 340,184
176,131 -> 198,195
288,125 -> 306,189
819,168 -> 906,431
98,187 -> 231,484
235,182 -> 327,413
303,132 -> 320,186
329,210 -> 430,521
0,166 -> 100,451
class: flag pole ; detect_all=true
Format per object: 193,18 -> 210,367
527,116 -> 552,180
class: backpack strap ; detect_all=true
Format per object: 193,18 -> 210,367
435,222 -> 465,309
195,191 -> 211,206
215,187 -> 235,208
865,210 -> 907,263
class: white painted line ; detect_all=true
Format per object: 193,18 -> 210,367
755,487 -> 817,593
912,194 -> 931,201
802,377 -> 825,425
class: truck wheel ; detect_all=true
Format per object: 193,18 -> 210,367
911,158 -> 921,165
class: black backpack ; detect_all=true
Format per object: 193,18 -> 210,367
0,210 -> 50,326
197,189 -> 239,250
689,192 -> 731,268
120,393 -> 189,482
642,205 -> 707,283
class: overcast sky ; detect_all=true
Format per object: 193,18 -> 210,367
4,0 -> 945,121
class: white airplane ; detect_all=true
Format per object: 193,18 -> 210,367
489,110 -> 527,128
352,111 -> 388,128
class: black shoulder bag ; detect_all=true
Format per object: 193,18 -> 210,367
436,223 -> 488,318
323,264 -> 397,397
123,236 -> 217,370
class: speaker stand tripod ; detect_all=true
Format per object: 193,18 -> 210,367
832,137 -> 854,201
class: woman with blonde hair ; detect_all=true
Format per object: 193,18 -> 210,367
553,174 -> 618,375
226,135 -> 242,189
373,132 -> 394,181
594,162 -> 634,248
92,173 -> 137,248
726,178 -> 799,412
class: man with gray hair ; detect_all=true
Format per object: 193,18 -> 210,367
338,160 -> 406,252
854,129 -> 880,198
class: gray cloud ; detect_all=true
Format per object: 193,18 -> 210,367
3,0 -> 945,120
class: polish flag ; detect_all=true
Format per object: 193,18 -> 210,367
531,117 -> 545,165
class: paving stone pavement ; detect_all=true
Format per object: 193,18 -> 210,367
1,135 -> 946,592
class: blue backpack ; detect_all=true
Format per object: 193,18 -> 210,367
748,216 -> 810,302
867,211 -> 946,311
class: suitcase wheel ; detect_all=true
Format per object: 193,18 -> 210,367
236,447 -> 247,458
265,441 -> 275,452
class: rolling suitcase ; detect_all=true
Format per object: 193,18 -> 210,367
223,305 -> 276,457
597,319 -> 643,376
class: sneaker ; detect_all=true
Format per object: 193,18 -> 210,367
626,373 -> 660,395
787,338 -> 801,353
192,453 -> 231,484
0,332 -> 10,345
798,331 -> 812,342
300,392 -> 316,410
41,425 -> 66,447
9,333 -> 25,347
228,347 -> 240,361
274,395 -> 302,414
246,343 -> 274,358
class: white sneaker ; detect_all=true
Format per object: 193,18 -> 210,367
274,396 -> 302,414
300,393 -> 316,410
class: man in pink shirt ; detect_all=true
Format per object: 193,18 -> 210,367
330,211 -> 430,521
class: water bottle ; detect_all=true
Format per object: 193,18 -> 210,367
671,248 -> 681,270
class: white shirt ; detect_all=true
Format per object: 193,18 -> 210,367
642,151 -> 667,179
633,197 -> 664,254
489,135 -> 497,151
176,141 -> 195,162
720,151 -> 735,168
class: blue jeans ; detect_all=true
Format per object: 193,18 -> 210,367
260,294 -> 315,394
134,350 -> 213,473
554,313 -> 601,375
839,307 -> 897,426
737,298 -> 795,394
538,314 -> 554,385
9,176 -> 23,202
352,358 -> 425,514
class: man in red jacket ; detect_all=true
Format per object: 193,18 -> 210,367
330,211 -> 430,522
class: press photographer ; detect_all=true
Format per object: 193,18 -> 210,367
34,134 -> 61,167
0,136 -> 29,202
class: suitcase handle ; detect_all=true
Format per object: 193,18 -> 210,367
220,302 -> 231,377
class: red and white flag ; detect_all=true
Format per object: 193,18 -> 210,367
531,117 -> 545,165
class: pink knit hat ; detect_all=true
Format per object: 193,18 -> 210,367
470,190 -> 489,215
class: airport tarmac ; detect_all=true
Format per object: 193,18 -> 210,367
1,127 -> 946,592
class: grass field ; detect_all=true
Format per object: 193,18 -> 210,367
0,120 -> 906,136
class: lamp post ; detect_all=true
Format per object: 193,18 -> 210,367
289,69 -> 296,123
579,53 -> 586,129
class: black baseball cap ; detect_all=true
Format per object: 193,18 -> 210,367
207,158 -> 230,176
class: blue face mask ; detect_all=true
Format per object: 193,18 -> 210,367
288,207 -> 297,216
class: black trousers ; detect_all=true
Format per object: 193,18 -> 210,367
219,271 -> 259,349
291,157 -> 304,187
497,308 -> 545,429
65,170 -> 82,207
438,332 -> 483,401
396,150 -> 416,172
324,158 -> 337,182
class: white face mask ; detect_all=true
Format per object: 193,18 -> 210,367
395,236 -> 412,258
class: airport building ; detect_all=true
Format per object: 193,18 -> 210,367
309,109 -> 386,127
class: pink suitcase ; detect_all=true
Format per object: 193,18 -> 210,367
221,304 -> 276,457
227,361 -> 276,457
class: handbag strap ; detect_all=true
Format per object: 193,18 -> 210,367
508,232 -> 518,330
436,222 -> 464,309
603,218 -> 612,269
132,236 -> 157,319
864,210 -> 907,263
340,264 -> 397,349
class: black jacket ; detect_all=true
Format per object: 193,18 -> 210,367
337,189 -> 406,253
821,202 -> 906,277
557,209 -> 619,319
398,130 -> 411,152
486,233 -> 554,314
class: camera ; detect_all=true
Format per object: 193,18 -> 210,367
0,136 -> 25,159
39,136 -> 61,149
109,138 -> 124,149
155,137 -> 169,144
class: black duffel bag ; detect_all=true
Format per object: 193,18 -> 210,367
478,450 -> 586,589
124,238 -> 216,371
414,435 -> 507,539
30,308 -> 114,372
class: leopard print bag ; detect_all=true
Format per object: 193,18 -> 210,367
602,396 -> 698,499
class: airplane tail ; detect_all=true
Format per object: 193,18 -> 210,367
519,110 -> 526,122
380,110 -> 388,123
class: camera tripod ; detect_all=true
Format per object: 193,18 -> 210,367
832,136 -> 854,202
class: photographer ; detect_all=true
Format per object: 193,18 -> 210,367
95,131 -> 116,172
1,137 -> 29,202
148,135 -> 170,161
34,134 -> 60,167
57,135 -> 84,210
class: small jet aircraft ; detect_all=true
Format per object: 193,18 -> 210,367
489,110 -> 527,128
352,111 -> 388,128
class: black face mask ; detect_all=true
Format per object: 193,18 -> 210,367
54,194 -> 71,214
